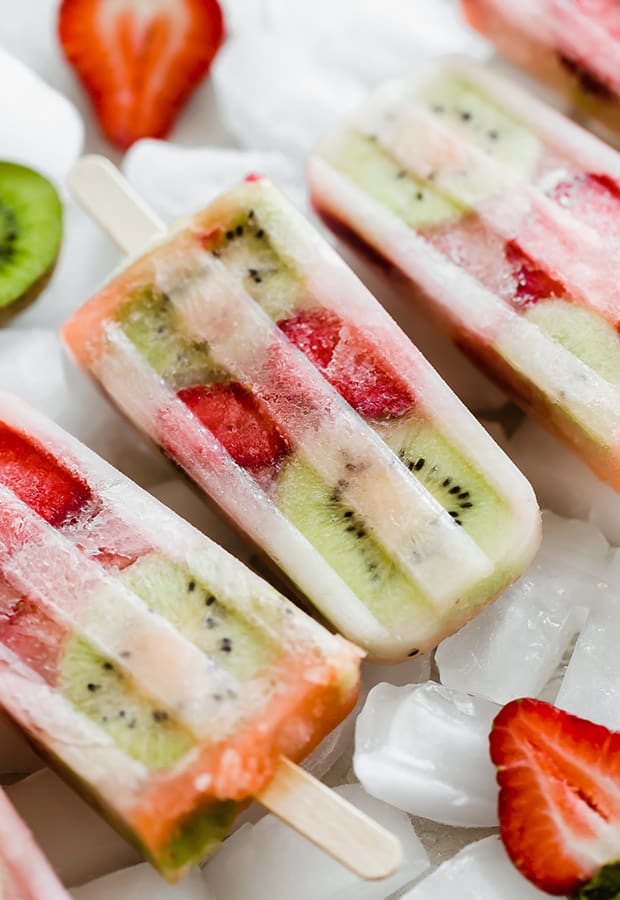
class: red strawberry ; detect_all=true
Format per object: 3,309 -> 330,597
491,698 -> 620,896
278,309 -> 415,420
505,240 -> 565,308
0,591 -> 66,683
58,0 -> 225,150
0,423 -> 92,527
178,382 -> 290,471
548,172 -> 620,243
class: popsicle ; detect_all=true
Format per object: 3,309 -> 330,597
0,787 -> 69,899
0,392 -> 378,881
63,157 -> 540,662
460,0 -> 620,137
308,57 -> 620,492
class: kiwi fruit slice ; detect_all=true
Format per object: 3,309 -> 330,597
415,74 -> 541,177
118,288 -> 221,389
0,162 -> 62,315
322,130 -> 464,230
59,636 -> 194,770
209,208 -> 302,321
275,459 -> 426,627
525,299 -> 620,389
119,553 -> 276,683
378,418 -> 510,560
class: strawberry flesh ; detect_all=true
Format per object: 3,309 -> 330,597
0,589 -> 66,683
0,423 -> 92,527
278,309 -> 415,420
491,698 -> 620,896
549,172 -> 620,242
505,240 -> 565,308
178,382 -> 290,471
58,0 -> 225,150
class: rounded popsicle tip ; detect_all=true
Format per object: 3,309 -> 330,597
353,824 -> 403,881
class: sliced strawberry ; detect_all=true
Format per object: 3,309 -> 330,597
505,240 -> 565,308
58,0 -> 225,150
548,172 -> 620,242
491,698 -> 620,896
278,309 -> 415,420
178,382 -> 290,471
0,423 -> 92,527
0,589 -> 66,683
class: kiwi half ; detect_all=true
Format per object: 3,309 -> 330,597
377,418 -> 511,561
275,458 -> 426,627
118,288 -> 219,388
0,162 -> 62,315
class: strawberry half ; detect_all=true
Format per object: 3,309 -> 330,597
178,382 -> 290,471
58,0 -> 225,149
0,422 -> 92,527
278,309 -> 415,420
491,698 -> 620,897
505,240 -> 565,308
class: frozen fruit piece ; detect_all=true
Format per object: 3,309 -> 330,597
460,0 -> 620,137
0,393 -> 361,880
178,382 -> 290,470
58,0 -> 225,150
63,173 -> 539,660
309,58 -> 620,491
279,309 -> 415,419
0,162 -> 63,316
505,241 -> 564,308
0,422 -> 92,526
491,698 -> 620,896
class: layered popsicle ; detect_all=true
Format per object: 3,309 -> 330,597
0,788 -> 69,899
460,0 -> 620,137
0,393 -> 361,880
309,58 -> 620,492
63,171 -> 540,661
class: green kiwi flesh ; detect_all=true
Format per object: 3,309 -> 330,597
275,459 -> 427,627
378,417 -> 511,561
323,74 -> 539,231
59,636 -> 194,770
209,207 -> 302,321
526,299 -> 620,389
0,162 -> 62,312
118,288 -> 220,388
119,553 -> 277,682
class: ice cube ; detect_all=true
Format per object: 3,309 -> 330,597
354,682 -> 499,827
0,711 -> 42,774
555,593 -> 620,729
509,419 -> 620,545
7,770 -> 139,887
0,47 -> 82,183
203,783 -> 429,900
123,141 -> 303,221
72,863 -> 209,899
0,331 -> 69,420
212,34 -> 365,160
437,512 -> 608,704
402,836 -> 548,899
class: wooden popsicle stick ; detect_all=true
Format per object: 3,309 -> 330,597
68,154 -> 403,882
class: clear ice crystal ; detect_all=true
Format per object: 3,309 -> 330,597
437,512 -> 610,704
72,863 -> 208,899
402,836 -> 548,899
354,682 -> 499,827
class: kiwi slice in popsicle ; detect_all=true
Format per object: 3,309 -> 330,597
0,162 -> 62,315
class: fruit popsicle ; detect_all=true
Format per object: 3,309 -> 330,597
460,0 -> 620,138
63,160 -> 540,661
0,392 -> 362,881
309,57 -> 620,493
0,788 -> 69,899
